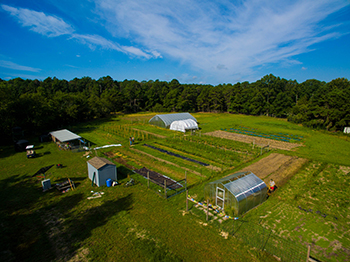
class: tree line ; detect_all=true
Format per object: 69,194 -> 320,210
1,74 -> 349,144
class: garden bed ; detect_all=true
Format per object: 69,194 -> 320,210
238,153 -> 308,187
134,167 -> 183,190
205,130 -> 302,151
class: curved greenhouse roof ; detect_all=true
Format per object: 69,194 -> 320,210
204,171 -> 267,216
170,119 -> 198,132
149,113 -> 197,128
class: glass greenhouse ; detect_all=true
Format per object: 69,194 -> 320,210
204,171 -> 267,216
149,113 -> 197,128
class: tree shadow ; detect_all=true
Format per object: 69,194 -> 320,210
0,170 -> 133,262
0,174 -> 72,261
62,194 -> 133,256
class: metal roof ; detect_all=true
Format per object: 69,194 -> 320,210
224,173 -> 267,202
87,156 -> 115,169
149,113 -> 197,128
49,129 -> 81,142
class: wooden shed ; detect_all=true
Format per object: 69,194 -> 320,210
87,157 -> 117,187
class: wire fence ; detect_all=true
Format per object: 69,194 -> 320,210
133,171 -> 187,199
219,220 -> 308,262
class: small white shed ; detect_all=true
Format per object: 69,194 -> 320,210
170,119 -> 198,133
87,157 -> 117,186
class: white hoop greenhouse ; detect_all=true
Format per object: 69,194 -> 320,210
170,119 -> 198,132
149,112 -> 197,129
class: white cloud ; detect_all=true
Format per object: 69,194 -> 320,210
1,4 -> 74,37
0,60 -> 41,72
71,34 -> 154,58
2,4 -> 158,59
93,0 -> 349,79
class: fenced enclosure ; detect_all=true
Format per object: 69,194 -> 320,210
219,220 -> 309,262
133,167 -> 187,198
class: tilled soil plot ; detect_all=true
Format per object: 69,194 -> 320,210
238,153 -> 308,187
134,167 -> 183,190
204,130 -> 302,151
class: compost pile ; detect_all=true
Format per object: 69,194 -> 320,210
134,167 -> 183,190
143,144 -> 209,166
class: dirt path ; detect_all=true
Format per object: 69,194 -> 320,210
238,153 -> 308,187
204,130 -> 302,151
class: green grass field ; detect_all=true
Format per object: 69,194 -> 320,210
1,113 -> 349,261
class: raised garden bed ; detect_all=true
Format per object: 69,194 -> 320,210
134,167 -> 183,190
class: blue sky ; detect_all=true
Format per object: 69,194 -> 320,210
1,0 -> 349,85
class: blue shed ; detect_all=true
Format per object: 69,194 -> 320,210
87,156 -> 117,186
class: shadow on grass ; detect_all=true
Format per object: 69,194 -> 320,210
71,116 -> 119,146
117,166 -> 132,180
62,194 -> 133,253
0,171 -> 133,262
39,193 -> 133,261
0,174 -> 59,261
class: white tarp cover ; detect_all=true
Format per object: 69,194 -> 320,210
170,119 -> 198,132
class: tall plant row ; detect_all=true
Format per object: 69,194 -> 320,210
102,124 -> 157,142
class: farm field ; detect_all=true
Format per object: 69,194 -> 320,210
205,130 -> 301,151
238,153 -> 308,187
1,112 -> 350,261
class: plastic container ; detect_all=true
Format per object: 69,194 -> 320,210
106,179 -> 112,187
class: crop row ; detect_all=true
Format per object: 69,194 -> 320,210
222,127 -> 303,142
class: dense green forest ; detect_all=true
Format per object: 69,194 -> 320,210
1,74 -> 349,144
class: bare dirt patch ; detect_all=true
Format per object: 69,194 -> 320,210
339,166 -> 350,174
238,153 -> 308,187
204,130 -> 302,151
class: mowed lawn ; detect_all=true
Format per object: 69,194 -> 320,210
0,139 -> 271,261
1,112 -> 350,261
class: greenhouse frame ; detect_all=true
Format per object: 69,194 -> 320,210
148,113 -> 197,129
204,171 -> 267,216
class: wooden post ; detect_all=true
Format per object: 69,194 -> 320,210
206,199 -> 209,221
164,180 -> 167,199
186,190 -> 188,212
68,178 -> 74,191
306,245 -> 311,262
147,171 -> 150,188
185,171 -> 187,191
